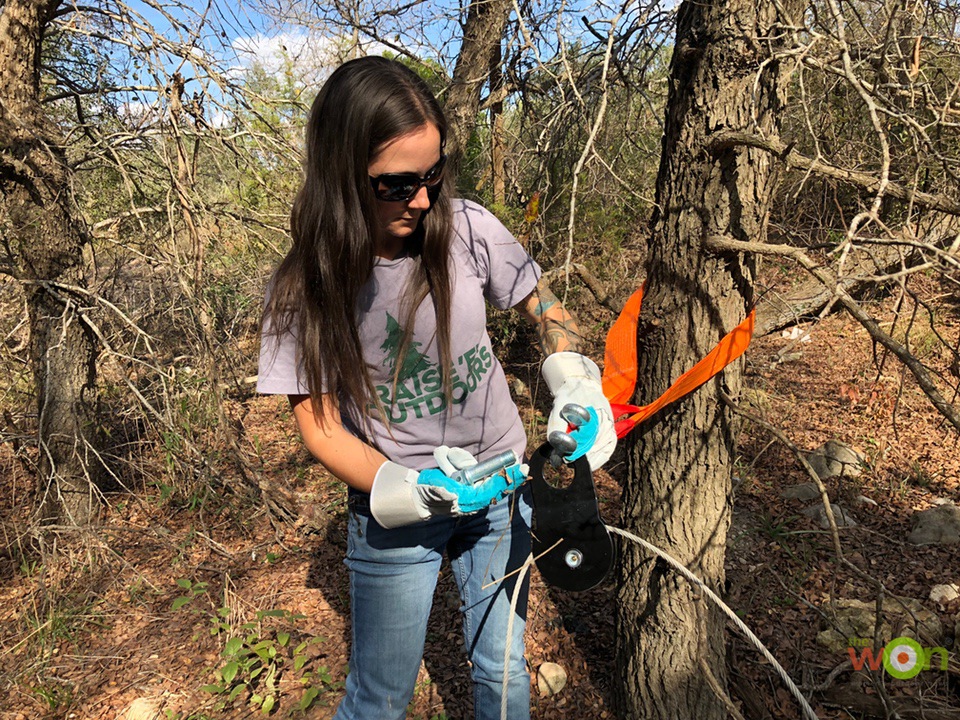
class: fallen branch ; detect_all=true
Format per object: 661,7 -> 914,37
754,222 -> 960,336
706,234 -> 960,433
821,685 -> 959,720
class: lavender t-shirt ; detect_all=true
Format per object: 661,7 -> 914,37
258,199 -> 541,470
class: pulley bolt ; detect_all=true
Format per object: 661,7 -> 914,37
458,449 -> 518,485
564,549 -> 584,568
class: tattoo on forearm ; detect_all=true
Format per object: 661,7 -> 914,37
538,315 -> 582,355
531,287 -> 559,319
525,283 -> 583,355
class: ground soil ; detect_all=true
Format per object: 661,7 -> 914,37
1,276 -> 959,720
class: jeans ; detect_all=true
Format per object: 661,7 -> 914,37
333,486 -> 532,720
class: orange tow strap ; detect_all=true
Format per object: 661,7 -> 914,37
601,286 -> 755,438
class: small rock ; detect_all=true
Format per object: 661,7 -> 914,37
803,502 -> 857,529
817,597 -> 942,653
781,482 -> 822,501
537,662 -> 567,696
125,698 -> 162,720
929,584 -> 960,605
908,504 -> 960,546
510,377 -> 528,397
805,440 -> 864,481
781,326 -> 812,342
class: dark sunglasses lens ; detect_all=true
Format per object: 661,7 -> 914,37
377,178 -> 418,201
425,157 -> 445,184
372,156 -> 445,201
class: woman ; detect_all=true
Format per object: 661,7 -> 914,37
258,56 -> 615,720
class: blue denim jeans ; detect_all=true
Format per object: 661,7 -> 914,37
333,486 -> 532,720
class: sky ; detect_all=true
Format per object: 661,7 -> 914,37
91,0 -> 464,128
70,0 -> 642,129
128,0 -> 453,81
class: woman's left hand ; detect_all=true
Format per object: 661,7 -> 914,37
422,446 -> 528,514
370,447 -> 528,529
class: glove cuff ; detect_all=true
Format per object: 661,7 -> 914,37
369,461 -> 429,529
541,351 -> 602,394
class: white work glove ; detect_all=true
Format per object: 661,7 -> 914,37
369,446 -> 529,529
541,352 -> 617,470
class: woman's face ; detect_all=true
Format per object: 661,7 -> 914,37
368,123 -> 443,253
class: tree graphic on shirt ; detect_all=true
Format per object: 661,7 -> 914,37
381,312 -> 432,382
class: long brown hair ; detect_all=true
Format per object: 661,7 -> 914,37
265,56 -> 454,427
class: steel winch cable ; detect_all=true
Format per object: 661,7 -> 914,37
499,526 -> 819,720
605,525 -> 819,720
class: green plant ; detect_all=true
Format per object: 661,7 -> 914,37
907,460 -> 936,488
152,478 -> 176,504
756,512 -> 800,542
127,576 -> 153,604
771,595 -> 798,607
29,677 -> 74,712
204,607 -> 333,714
24,601 -> 95,659
886,472 -> 911,499
731,455 -> 757,491
171,578 -> 209,611
754,512 -> 817,565
18,558 -> 42,577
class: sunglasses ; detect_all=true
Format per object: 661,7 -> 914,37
369,154 -> 446,202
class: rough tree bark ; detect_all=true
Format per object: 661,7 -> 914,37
489,38 -> 506,205
614,0 -> 795,716
445,0 -> 512,168
0,0 -> 103,525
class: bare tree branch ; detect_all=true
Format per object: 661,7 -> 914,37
707,130 -> 960,216
705,233 -> 960,432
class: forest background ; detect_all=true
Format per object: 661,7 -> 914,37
1,0 -> 959,718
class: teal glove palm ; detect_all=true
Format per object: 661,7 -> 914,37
562,406 -> 600,463
542,352 -> 616,470
417,465 -> 528,514
370,446 -> 528,529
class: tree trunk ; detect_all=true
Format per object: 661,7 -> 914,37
445,0 -> 511,169
489,40 -> 506,205
0,0 -> 103,525
614,0 -> 793,716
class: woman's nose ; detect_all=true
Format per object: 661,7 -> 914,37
408,185 -> 431,210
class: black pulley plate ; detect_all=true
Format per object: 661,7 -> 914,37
528,441 -> 614,591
